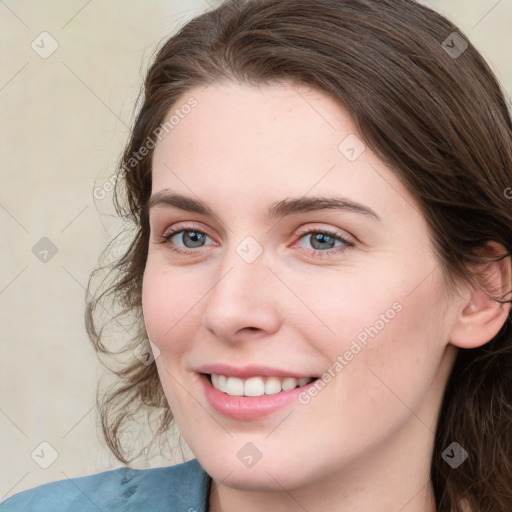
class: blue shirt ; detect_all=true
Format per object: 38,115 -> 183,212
0,458 -> 211,511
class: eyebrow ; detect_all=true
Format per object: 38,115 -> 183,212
148,190 -> 381,221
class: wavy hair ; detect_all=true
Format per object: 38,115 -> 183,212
85,0 -> 512,510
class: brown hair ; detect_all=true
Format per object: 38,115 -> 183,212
85,0 -> 512,510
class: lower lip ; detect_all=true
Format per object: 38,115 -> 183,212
199,373 -> 317,421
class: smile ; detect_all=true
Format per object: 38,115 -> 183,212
199,370 -> 319,420
209,374 -> 316,397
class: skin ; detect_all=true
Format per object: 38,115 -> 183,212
142,80 -> 509,512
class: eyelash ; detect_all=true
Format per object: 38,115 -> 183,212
157,225 -> 353,257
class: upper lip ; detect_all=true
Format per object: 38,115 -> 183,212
198,363 -> 318,379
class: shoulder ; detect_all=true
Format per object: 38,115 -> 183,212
0,458 -> 211,512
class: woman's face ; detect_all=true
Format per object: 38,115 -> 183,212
143,80 -> 462,492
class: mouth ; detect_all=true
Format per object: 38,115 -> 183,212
206,373 -> 317,397
199,372 -> 319,420
197,364 -> 320,420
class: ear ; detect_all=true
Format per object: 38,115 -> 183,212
449,242 -> 511,349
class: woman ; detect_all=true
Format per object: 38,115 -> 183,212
3,0 -> 511,510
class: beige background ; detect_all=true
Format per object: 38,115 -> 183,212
1,0 -> 511,500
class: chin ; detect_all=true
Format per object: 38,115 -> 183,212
207,462 -> 291,491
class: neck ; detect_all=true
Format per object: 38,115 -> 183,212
209,476 -> 437,512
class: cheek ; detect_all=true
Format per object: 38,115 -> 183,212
297,258 -> 449,405
141,268 -> 167,344
346,283 -> 446,419
141,261 -> 199,356
141,262 -> 204,415
288,259 -> 423,358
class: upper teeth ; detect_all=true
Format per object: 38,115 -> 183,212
210,374 -> 314,397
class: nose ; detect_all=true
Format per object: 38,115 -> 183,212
201,246 -> 282,343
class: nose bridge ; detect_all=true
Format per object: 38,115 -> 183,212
215,234 -> 271,298
201,238 -> 281,337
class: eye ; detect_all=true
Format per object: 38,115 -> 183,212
156,224 -> 353,257
293,227 -> 353,256
158,225 -> 215,254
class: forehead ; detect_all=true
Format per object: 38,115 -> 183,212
153,80 -> 351,167
150,80 -> 421,223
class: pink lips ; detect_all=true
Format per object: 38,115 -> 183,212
197,364 -> 318,421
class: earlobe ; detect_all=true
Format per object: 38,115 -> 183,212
450,243 -> 511,349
